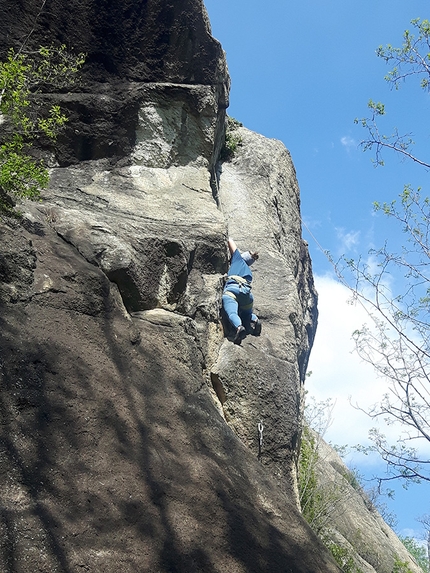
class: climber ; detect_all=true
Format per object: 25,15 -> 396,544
222,237 -> 262,343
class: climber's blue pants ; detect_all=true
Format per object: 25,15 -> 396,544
222,285 -> 257,331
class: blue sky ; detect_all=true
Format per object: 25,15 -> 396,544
204,0 -> 430,542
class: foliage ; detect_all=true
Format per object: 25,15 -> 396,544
338,18 -> 430,486
339,187 -> 430,485
298,426 -> 364,572
392,556 -> 414,573
399,537 -> 429,572
325,541 -> 362,573
299,398 -> 354,535
298,397 -> 348,534
341,467 -> 362,492
416,514 -> 430,562
298,425 -> 324,530
220,116 -> 243,161
355,18 -> 430,168
0,45 -> 85,214
298,398 -> 413,572
377,19 -> 430,92
363,484 -> 398,529
337,464 -> 399,529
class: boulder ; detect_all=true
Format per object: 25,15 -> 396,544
0,121 -> 327,571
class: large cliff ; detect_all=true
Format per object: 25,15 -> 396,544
0,1 -> 411,573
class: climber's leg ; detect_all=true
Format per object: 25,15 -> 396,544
237,291 -> 254,333
222,293 -> 241,329
240,308 -> 253,333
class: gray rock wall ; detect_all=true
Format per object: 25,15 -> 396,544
0,1 -> 339,572
0,0 -> 227,86
212,127 -> 317,502
0,146 -> 328,572
315,437 -> 422,573
0,0 -> 229,166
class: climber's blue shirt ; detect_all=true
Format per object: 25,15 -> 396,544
226,249 -> 252,283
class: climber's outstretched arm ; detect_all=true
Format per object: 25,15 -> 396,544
227,238 -> 238,255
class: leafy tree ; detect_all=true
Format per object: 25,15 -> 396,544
220,116 -> 243,161
399,537 -> 429,573
298,397 -> 345,533
298,397 -> 366,573
325,542 -> 361,573
356,18 -> 430,168
298,425 -> 326,532
0,44 -> 85,214
337,18 -> 430,485
392,556 -> 414,573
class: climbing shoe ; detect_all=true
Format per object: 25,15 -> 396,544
251,319 -> 262,336
234,325 -> 246,344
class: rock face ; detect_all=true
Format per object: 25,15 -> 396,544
0,0 -> 229,166
315,438 -> 422,573
2,0 -> 420,571
1,1 -> 406,572
211,127 -> 317,499
0,2 -> 326,571
0,132 -> 322,572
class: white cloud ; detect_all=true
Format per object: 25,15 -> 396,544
400,528 -> 427,543
306,273 -> 430,464
307,274 -> 376,447
340,135 -> 357,151
334,226 -> 360,255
